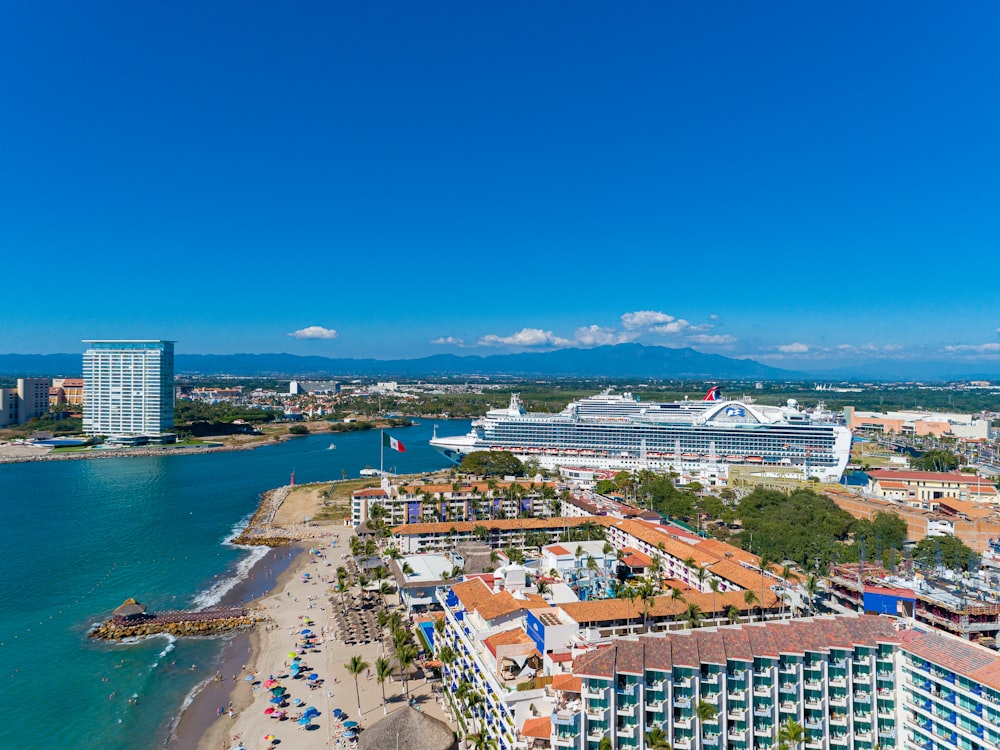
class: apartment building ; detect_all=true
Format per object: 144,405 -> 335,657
354,479 -> 556,528
0,377 -> 51,427
553,615 -> 1000,750
82,340 -> 174,438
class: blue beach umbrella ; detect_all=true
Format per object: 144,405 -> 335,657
269,696 -> 284,704
308,673 -> 318,681
300,629 -> 313,635
303,707 -> 319,719
343,730 -> 356,739
298,717 -> 311,726
342,720 -> 358,728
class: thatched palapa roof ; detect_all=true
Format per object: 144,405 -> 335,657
112,598 -> 148,618
359,706 -> 457,750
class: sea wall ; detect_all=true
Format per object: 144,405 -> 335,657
89,608 -> 265,640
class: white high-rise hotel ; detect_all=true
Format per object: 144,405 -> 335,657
82,340 -> 175,437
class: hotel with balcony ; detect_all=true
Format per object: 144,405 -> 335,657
353,479 -> 556,528
541,614 -> 1000,750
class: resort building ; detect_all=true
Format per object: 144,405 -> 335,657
550,614 -> 1000,750
82,340 -> 175,439
867,471 -> 998,506
353,479 -> 556,528
0,377 -> 51,426
50,377 -> 85,407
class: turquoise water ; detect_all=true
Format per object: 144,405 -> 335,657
0,422 -> 467,749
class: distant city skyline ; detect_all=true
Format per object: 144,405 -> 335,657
2,4 -> 999,369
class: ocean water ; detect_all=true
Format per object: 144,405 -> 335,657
0,422 -> 468,749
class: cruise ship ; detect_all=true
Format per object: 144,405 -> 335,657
430,388 -> 852,482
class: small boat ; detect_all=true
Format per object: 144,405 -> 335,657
746,456 -> 763,463
328,443 -> 336,450
725,455 -> 745,463
682,453 -> 698,460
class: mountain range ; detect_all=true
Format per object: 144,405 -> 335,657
0,345 -> 790,380
1,345 -> 997,381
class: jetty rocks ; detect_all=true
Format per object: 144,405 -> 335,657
89,599 -> 265,641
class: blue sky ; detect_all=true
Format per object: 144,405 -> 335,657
2,2 -> 999,369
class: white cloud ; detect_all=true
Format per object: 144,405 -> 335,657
688,334 -> 737,345
288,325 -> 339,340
430,336 -> 465,346
944,343 -> 1000,353
621,310 -> 676,330
477,328 -> 572,348
650,320 -> 691,335
573,325 -> 638,347
777,342 -> 809,353
709,314 -> 719,321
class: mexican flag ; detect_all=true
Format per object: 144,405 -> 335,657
382,432 -> 406,453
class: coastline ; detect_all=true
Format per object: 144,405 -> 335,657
184,481 -> 456,750
0,437 -> 288,464
167,545 -> 308,750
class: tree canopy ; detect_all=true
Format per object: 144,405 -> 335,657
458,451 -> 525,476
911,449 -> 960,472
913,535 -> 979,572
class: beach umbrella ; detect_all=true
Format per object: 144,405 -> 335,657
303,706 -> 319,718
308,673 -> 319,681
264,707 -> 275,715
342,720 -> 358,728
264,735 -> 275,743
263,679 -> 278,688
270,696 -> 285,705
300,629 -> 313,635
270,687 -> 286,696
333,708 -> 343,718
243,675 -> 255,682
298,717 -> 311,726
287,652 -> 297,659
343,730 -> 356,739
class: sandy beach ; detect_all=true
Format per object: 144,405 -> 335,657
191,485 -> 455,750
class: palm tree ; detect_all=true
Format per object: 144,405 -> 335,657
466,690 -> 485,736
758,553 -> 772,618
637,579 -> 657,631
727,605 -> 741,624
336,566 -> 349,613
777,718 -> 806,750
536,580 -> 551,597
743,590 -> 759,621
646,725 -> 673,749
375,656 -> 392,715
396,642 -> 418,698
695,564 -> 709,592
709,578 -> 721,622
805,574 -> 820,615
695,698 -> 719,742
345,654 -> 369,716
669,586 -> 686,616
685,602 -> 705,629
598,738 -> 613,750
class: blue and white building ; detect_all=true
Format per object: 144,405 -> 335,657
82,340 -> 175,439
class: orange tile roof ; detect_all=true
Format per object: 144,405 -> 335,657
869,470 -> 983,484
398,480 -> 556,495
392,517 -> 597,535
546,545 -> 571,556
620,547 -> 653,568
551,674 -> 582,692
560,588 -> 769,625
476,591 -> 550,622
451,578 -> 495,612
520,716 -> 551,739
877,481 -> 910,490
484,628 -> 535,656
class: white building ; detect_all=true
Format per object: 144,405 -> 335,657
82,340 -> 175,438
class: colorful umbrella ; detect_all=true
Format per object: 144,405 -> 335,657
263,679 -> 278,688
342,720 -> 358,728
287,652 -> 297,659
264,735 -> 275,742
264,707 -> 275,715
